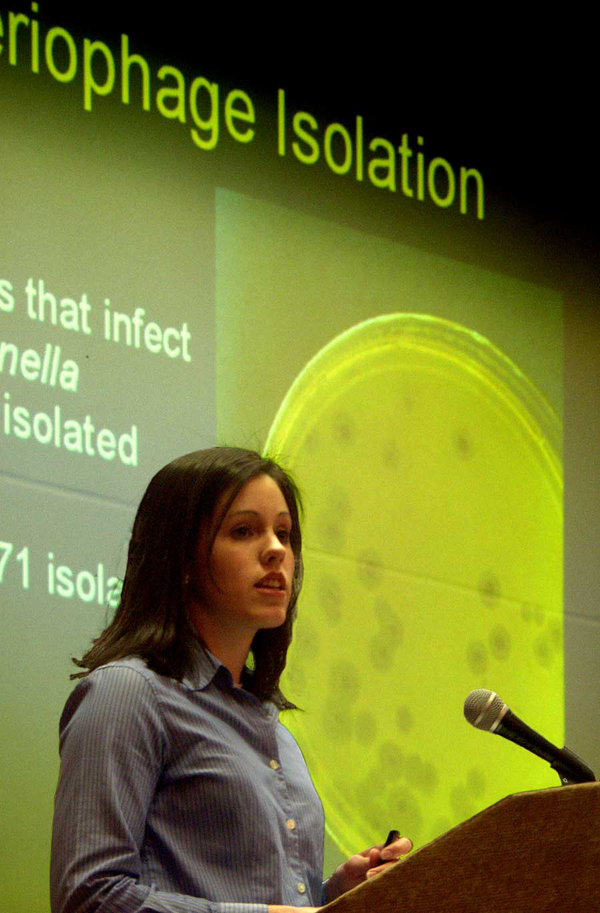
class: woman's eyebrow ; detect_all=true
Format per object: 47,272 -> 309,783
227,510 -> 291,519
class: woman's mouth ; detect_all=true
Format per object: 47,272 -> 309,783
255,573 -> 286,591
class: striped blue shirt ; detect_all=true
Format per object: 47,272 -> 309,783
50,648 -> 325,913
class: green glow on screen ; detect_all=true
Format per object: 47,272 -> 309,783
265,314 -> 563,856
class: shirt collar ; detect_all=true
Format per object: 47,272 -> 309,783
180,640 -> 229,691
181,642 -> 278,719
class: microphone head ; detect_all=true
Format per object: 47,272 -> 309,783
464,689 -> 507,731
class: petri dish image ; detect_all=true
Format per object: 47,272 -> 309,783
265,313 -> 563,856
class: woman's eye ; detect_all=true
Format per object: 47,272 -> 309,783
277,529 -> 291,544
231,526 -> 252,539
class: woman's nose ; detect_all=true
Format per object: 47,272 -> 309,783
262,532 -> 285,562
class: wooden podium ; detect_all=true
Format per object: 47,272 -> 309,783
323,783 -> 600,913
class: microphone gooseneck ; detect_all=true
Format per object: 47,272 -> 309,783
464,689 -> 597,786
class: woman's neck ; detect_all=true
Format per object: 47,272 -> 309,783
191,613 -> 253,686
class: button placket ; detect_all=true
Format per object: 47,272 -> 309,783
270,727 -> 312,905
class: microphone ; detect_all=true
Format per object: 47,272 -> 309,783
464,689 -> 596,786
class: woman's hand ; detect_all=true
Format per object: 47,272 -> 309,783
268,908 -> 321,912
268,835 -> 412,912
323,834 -> 412,903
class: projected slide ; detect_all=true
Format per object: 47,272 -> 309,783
0,8 -> 572,912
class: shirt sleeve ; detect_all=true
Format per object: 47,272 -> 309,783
50,665 -> 269,913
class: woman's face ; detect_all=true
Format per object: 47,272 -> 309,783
190,473 -> 295,646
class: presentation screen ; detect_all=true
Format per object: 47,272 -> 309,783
1,7 -> 597,911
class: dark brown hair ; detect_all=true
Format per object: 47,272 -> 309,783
72,447 -> 303,706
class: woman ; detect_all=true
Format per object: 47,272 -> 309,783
50,447 -> 410,912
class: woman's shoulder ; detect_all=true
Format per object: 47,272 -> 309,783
74,655 -> 162,691
58,658 -> 173,768
60,657 -> 171,728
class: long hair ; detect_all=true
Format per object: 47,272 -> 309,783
72,447 -> 303,706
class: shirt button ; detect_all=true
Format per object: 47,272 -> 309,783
297,883 -> 306,894
269,759 -> 280,770
286,818 -> 296,830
